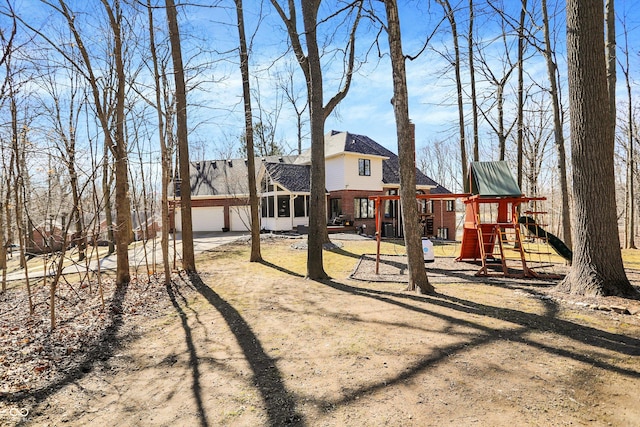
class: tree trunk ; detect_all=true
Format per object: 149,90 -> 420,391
101,0 -> 132,286
625,78 -> 635,249
63,131 -> 86,262
235,0 -> 262,262
605,0 -> 616,138
516,0 -> 526,191
146,0 -> 172,283
557,0 -> 636,297
541,0 -> 572,249
0,199 -> 5,294
9,91 -> 33,313
270,0 -> 361,280
303,2 -> 330,280
102,140 -> 116,255
468,0 -> 479,162
384,0 -> 433,294
438,0 -> 467,183
57,0 -> 131,283
620,22 -> 636,249
166,0 -> 196,273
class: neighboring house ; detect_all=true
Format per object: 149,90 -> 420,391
28,221 -> 68,253
170,131 -> 457,239
133,215 -> 161,241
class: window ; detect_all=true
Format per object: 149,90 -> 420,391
446,200 -> 455,212
438,227 -> 449,240
385,189 -> 397,218
261,196 -> 274,218
330,198 -> 342,219
294,196 -> 308,217
358,158 -> 371,176
354,198 -> 375,219
277,195 -> 290,217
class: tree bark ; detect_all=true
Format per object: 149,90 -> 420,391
557,0 -> 636,297
101,0 -> 132,286
516,0 -> 526,191
384,0 -> 433,294
302,1 -> 329,279
468,0 -> 479,162
270,0 -> 361,280
235,0 -> 262,262
437,0 -> 467,184
541,0 -> 572,249
146,0 -> 172,283
165,0 -> 196,273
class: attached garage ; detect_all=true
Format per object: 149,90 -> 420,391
230,206 -> 251,231
175,206 -> 225,232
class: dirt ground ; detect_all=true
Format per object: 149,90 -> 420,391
2,236 -> 640,427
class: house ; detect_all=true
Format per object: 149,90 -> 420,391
28,220 -> 68,253
169,131 -> 457,239
169,156 -> 297,232
133,214 -> 161,241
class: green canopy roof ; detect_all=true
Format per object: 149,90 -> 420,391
464,161 -> 522,197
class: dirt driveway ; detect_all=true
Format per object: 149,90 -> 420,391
2,237 -> 640,426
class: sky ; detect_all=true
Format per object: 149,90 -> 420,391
174,0 -> 640,163
4,0 -> 640,181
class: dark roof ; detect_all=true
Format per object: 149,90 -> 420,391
430,184 -> 453,195
170,159 -> 251,197
264,162 -> 311,192
336,131 -> 439,188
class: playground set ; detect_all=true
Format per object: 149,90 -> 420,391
369,161 -> 572,279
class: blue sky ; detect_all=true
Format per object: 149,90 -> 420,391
186,0 -> 640,164
5,1 -> 640,171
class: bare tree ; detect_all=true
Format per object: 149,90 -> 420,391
277,61 -> 308,155
418,138 -> 460,192
468,0 -> 479,161
436,0 -> 467,183
618,15 -> 635,249
37,54 -> 88,263
516,0 -> 526,191
145,0 -> 172,283
0,6 -> 16,293
235,0 -> 262,262
384,0 -> 433,294
29,0 -> 134,286
165,0 -> 196,273
270,0 -> 363,280
557,0 -> 636,297
474,28 -> 517,161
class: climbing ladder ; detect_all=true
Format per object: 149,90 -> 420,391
474,221 -> 531,278
457,194 -> 540,278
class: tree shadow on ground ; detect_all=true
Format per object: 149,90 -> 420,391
188,272 -> 305,427
166,275 -> 209,427
318,278 -> 639,409
258,258 -> 640,412
2,283 -> 130,407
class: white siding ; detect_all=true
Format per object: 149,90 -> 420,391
343,154 -> 384,191
325,156 -> 345,191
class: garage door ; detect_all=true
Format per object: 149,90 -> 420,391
230,206 -> 251,231
175,206 -> 225,232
